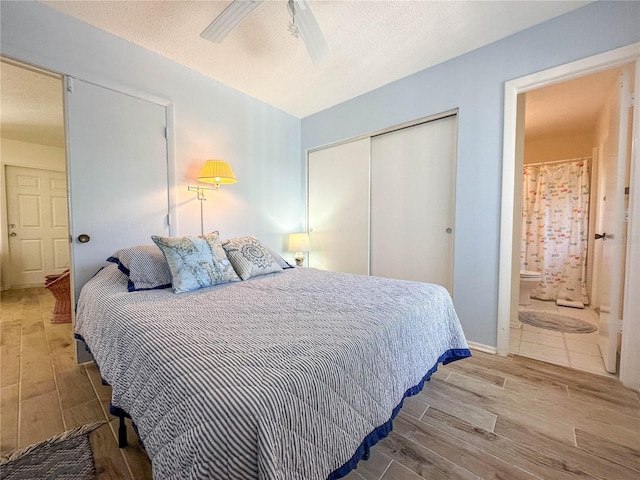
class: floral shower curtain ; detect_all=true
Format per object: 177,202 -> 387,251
521,159 -> 590,303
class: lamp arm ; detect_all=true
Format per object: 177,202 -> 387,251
188,184 -> 220,201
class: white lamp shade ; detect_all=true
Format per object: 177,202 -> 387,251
288,232 -> 310,252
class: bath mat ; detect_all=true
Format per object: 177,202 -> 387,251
0,421 -> 105,480
518,311 -> 597,334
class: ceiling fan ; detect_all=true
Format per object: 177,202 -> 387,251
200,0 -> 331,64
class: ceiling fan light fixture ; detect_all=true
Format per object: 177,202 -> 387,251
287,0 -> 300,38
288,21 -> 301,38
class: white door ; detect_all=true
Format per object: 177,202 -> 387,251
65,78 -> 170,361
5,166 -> 70,286
308,138 -> 370,275
597,67 -> 633,373
370,115 -> 457,293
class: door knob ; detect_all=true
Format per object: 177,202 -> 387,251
595,232 -> 606,240
77,234 -> 91,243
9,232 -> 16,237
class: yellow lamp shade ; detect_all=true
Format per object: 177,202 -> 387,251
198,160 -> 237,185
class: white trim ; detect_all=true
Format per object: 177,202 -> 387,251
499,43 -> 640,389
619,59 -> 640,392
468,342 -> 497,355
306,109 -> 458,155
165,104 -> 178,236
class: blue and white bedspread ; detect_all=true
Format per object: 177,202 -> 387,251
75,264 -> 470,480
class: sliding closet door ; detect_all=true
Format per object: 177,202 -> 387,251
370,115 -> 457,292
308,138 -> 370,274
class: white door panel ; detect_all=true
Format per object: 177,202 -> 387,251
370,116 -> 457,293
6,166 -> 69,286
308,138 -> 370,275
65,78 -> 170,362
51,196 -> 68,227
53,238 -> 70,269
597,67 -> 633,373
66,78 -> 170,301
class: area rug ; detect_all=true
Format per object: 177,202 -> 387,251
0,421 -> 105,480
519,310 -> 597,333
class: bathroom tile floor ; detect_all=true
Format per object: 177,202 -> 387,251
509,299 -> 615,377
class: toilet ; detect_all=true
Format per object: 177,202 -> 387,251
519,270 -> 542,306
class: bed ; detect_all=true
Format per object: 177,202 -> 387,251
75,234 -> 470,480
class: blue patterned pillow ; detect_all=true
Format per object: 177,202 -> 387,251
107,244 -> 172,292
222,236 -> 282,280
152,232 -> 240,293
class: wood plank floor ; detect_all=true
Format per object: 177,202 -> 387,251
2,287 -> 639,479
0,287 -> 151,479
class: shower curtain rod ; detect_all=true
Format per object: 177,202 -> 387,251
525,156 -> 592,167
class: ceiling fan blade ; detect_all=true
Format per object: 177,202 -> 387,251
288,0 -> 331,64
200,0 -> 263,43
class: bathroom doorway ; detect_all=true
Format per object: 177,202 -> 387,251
510,66 -> 631,376
498,44 -> 640,390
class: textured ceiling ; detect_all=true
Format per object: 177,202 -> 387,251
0,60 -> 65,148
3,1 -> 610,150
40,0 -> 591,118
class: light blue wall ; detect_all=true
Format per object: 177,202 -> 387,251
0,1 -> 303,256
301,1 -> 640,347
3,1 -> 639,347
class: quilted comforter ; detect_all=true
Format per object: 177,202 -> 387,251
75,264 -> 470,479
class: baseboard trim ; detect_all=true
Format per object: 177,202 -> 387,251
467,342 -> 498,355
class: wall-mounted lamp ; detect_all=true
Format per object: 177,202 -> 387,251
288,232 -> 310,266
188,160 -> 237,201
188,160 -> 237,234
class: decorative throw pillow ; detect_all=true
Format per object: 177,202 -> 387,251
152,232 -> 240,293
222,236 -> 283,280
265,246 -> 294,269
107,244 -> 172,292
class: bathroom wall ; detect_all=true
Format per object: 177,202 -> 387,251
524,129 -> 594,164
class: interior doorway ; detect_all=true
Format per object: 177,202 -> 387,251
498,44 -> 640,391
1,58 -> 68,291
509,66 -> 632,376
0,58 -> 75,454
